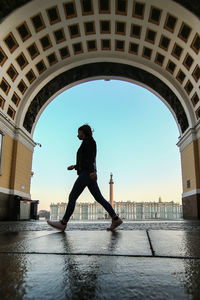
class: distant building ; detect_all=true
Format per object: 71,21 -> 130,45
50,203 -> 58,220
113,201 -> 182,220
50,200 -> 182,220
38,210 -> 50,220
50,174 -> 182,220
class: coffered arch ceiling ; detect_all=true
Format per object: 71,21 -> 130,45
0,0 -> 200,137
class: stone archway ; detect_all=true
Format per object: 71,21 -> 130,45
23,62 -> 189,134
0,0 -> 200,219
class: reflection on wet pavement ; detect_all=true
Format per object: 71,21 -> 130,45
0,220 -> 200,299
149,230 -> 200,258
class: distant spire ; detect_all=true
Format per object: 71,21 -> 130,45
159,196 -> 162,203
109,172 -> 114,184
109,173 -> 114,207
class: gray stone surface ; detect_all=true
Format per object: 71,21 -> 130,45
149,230 -> 200,258
0,219 -> 200,232
0,231 -> 151,256
1,253 -> 198,300
0,221 -> 200,299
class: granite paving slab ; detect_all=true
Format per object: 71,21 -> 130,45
0,230 -> 151,256
0,254 -> 199,300
149,230 -> 200,258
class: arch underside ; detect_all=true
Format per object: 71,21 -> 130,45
1,0 -> 199,21
23,62 -> 189,134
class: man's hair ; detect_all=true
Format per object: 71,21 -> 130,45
78,124 -> 93,136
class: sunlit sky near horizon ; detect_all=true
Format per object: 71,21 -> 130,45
31,80 -> 182,211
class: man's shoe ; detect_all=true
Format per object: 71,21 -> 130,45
47,220 -> 67,231
107,217 -> 123,231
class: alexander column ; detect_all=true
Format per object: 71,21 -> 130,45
109,173 -> 114,208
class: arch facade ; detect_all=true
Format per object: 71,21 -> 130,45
0,0 -> 200,219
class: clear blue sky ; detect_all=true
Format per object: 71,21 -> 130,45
31,80 -> 182,211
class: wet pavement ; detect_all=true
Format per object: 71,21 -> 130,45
1,219 -> 200,231
0,220 -> 200,299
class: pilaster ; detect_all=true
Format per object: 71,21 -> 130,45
0,114 -> 35,219
177,125 -> 200,219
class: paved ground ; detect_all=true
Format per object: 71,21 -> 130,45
1,219 -> 200,231
0,220 -> 200,299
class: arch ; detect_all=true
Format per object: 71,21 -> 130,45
23,62 -> 189,135
0,0 -> 200,220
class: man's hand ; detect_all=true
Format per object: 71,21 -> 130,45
67,165 -> 75,170
90,172 -> 97,181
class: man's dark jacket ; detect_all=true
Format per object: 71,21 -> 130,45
75,136 -> 97,175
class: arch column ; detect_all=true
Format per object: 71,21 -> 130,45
0,115 -> 34,220
178,125 -> 200,219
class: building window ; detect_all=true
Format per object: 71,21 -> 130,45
186,180 -> 191,188
0,133 -> 3,175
